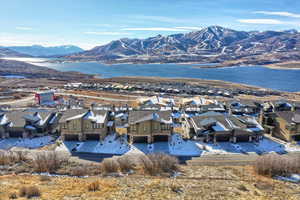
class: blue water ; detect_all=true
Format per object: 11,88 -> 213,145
40,62 -> 300,92
1,75 -> 25,79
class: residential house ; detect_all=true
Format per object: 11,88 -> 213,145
127,111 -> 173,143
0,110 -> 60,138
184,112 -> 263,143
263,110 -> 300,141
59,109 -> 111,141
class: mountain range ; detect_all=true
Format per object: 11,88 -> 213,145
2,45 -> 83,57
65,26 -> 300,65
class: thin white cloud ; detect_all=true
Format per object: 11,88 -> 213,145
121,27 -> 190,31
175,26 -> 203,30
254,11 -> 300,18
84,31 -> 131,36
237,19 -> 284,24
133,15 -> 191,24
16,27 -> 34,31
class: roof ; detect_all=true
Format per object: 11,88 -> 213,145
276,111 -> 300,124
59,109 -> 107,123
128,110 -> 172,124
190,113 -> 258,132
4,110 -> 54,128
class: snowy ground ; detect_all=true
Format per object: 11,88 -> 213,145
0,136 -> 55,150
2,133 -> 300,157
56,134 -> 130,155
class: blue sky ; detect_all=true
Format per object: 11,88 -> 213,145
1,0 -> 300,49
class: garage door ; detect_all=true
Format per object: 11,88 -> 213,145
86,134 -> 100,140
236,135 -> 250,142
216,134 -> 231,142
9,131 -> 23,138
153,135 -> 169,142
64,134 -> 79,141
132,136 -> 148,143
292,135 -> 300,141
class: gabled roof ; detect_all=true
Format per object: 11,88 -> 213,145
59,109 -> 107,123
276,110 -> 300,124
128,111 -> 172,124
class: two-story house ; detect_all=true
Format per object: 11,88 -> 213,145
59,109 -> 110,141
127,111 -> 173,143
264,110 -> 300,141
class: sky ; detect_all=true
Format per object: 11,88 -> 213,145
0,0 -> 300,49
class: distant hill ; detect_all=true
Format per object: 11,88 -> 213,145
65,25 -> 300,65
0,59 -> 92,80
0,47 -> 31,58
6,45 -> 84,57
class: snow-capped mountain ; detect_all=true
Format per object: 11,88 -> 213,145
66,25 -> 300,63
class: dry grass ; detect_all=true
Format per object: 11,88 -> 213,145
254,154 -> 300,177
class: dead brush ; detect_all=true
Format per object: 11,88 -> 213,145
30,151 -> 66,173
142,153 -> 179,175
87,181 -> 101,192
0,150 -> 27,166
19,186 -> 41,199
254,154 -> 300,176
102,158 -> 120,174
117,155 -> 136,173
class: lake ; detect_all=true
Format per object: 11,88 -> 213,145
4,57 -> 300,92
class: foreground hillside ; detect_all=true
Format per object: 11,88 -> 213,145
0,165 -> 299,200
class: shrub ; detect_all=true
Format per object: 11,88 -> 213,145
8,192 -> 17,199
117,156 -> 136,172
102,158 -> 120,174
138,155 -> 155,175
141,153 -> 179,175
70,166 -> 87,177
0,150 -> 27,166
19,186 -> 41,199
87,181 -> 100,192
39,175 -> 51,182
31,151 -> 66,173
254,154 -> 300,176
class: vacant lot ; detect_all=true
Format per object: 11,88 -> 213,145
0,165 -> 299,200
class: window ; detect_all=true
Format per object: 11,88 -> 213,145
161,124 -> 170,131
143,125 -> 147,132
132,125 -> 137,131
62,123 -> 67,129
154,122 -> 158,130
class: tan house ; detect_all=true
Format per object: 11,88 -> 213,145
127,111 -> 173,143
263,111 -> 300,141
59,109 -> 111,141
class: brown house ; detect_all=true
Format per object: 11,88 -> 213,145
127,111 -> 173,143
263,111 -> 300,141
59,109 -> 111,141
0,110 -> 60,138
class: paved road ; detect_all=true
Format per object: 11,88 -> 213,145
56,92 -> 136,102
0,96 -> 34,106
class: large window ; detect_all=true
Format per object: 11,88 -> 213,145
161,124 -> 170,131
132,125 -> 137,131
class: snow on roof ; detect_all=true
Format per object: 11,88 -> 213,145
212,122 -> 229,132
0,114 -> 8,125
